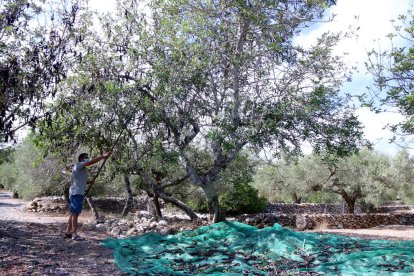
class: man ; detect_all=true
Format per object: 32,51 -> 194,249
65,152 -> 112,240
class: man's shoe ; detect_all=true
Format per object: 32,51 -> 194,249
72,235 -> 85,241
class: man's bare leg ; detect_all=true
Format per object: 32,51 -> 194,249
65,213 -> 73,236
72,213 -> 79,236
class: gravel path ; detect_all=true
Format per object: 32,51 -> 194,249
0,190 -> 126,275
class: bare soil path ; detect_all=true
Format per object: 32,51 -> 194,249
0,190 -> 125,275
314,224 -> 414,240
2,190 -> 414,275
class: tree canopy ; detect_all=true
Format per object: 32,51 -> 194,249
20,0 -> 366,222
0,0 -> 85,142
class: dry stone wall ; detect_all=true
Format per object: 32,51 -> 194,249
266,203 -> 362,214
25,196 -> 149,214
236,213 -> 414,230
25,196 -> 414,231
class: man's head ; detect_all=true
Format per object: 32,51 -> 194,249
78,153 -> 89,162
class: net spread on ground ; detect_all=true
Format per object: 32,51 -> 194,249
101,221 -> 414,275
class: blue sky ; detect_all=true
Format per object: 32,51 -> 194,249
301,0 -> 414,156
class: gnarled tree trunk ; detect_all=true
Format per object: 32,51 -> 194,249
202,183 -> 226,223
159,192 -> 198,220
153,192 -> 162,218
337,189 -> 360,214
292,192 -> 302,204
122,174 -> 133,217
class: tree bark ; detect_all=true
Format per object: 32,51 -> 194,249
63,183 -> 70,208
153,192 -> 162,218
346,199 -> 356,214
292,192 -> 302,204
122,174 -> 133,217
159,192 -> 198,221
85,194 -> 100,220
338,189 -> 357,214
202,183 -> 226,223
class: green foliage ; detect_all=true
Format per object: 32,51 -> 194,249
220,180 -> 267,215
391,149 -> 414,204
0,139 -> 65,199
253,155 -> 337,203
0,147 -> 14,164
0,157 -> 17,189
366,9 -> 414,137
0,0 -> 86,142
253,149 -> 402,211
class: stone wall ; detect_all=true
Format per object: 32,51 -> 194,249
236,212 -> 414,230
25,196 -> 68,214
236,213 -> 296,228
25,196 -> 149,214
295,213 -> 414,230
266,203 -> 362,214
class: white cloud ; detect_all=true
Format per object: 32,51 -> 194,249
298,1 -> 414,156
297,0 -> 412,70
88,0 -> 117,13
355,107 -> 414,156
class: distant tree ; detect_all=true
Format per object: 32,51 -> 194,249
317,149 -> 395,213
0,138 -> 64,199
0,147 -> 17,189
253,155 -> 336,204
254,149 -> 397,213
391,149 -> 414,204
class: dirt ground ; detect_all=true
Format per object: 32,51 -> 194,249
0,190 -> 126,275
2,190 -> 414,275
313,224 -> 414,240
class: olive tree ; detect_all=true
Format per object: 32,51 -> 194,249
34,0 -> 366,223
254,149 -> 398,213
322,149 -> 395,213
254,155 -> 336,204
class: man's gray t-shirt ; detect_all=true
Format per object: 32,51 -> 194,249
70,162 -> 88,195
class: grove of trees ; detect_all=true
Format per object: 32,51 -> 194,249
1,0 -> 413,223
254,148 -> 414,213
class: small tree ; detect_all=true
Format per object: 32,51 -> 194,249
321,149 -> 395,213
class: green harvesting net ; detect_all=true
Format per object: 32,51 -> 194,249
101,221 -> 414,275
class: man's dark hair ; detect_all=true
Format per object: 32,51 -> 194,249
78,153 -> 88,162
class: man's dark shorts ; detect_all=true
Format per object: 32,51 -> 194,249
70,194 -> 84,214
